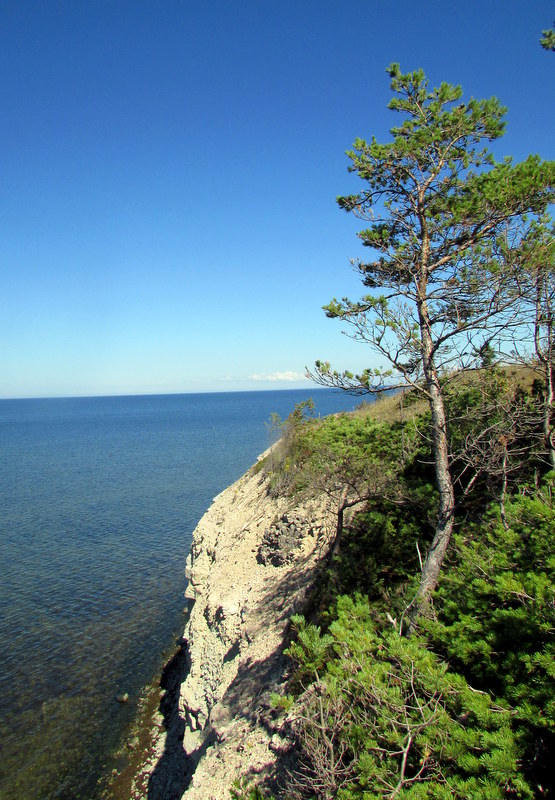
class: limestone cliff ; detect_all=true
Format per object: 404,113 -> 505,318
128,456 -> 336,799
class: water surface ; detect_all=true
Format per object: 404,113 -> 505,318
0,389 -> 360,799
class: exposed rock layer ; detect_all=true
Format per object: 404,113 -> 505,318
129,458 -> 335,799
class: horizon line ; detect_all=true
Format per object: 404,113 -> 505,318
0,385 -> 338,402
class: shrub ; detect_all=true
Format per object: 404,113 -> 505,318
285,596 -> 531,799
422,490 -> 555,794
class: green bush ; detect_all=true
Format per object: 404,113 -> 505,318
230,777 -> 274,799
285,595 -> 531,799
422,490 -> 555,793
262,385 -> 554,798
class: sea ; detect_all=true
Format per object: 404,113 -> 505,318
0,388 -> 361,800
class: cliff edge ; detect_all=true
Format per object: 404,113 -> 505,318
130,456 -> 336,799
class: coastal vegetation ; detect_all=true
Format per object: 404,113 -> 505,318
309,62 -> 555,626
259,371 -> 554,798
234,64 -> 555,798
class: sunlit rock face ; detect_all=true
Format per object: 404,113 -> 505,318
175,461 -> 335,799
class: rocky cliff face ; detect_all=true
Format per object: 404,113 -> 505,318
129,457 -> 336,799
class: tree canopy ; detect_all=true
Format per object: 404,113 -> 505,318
540,21 -> 555,51
312,64 -> 554,395
310,64 -> 555,616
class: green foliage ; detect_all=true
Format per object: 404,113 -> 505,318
266,399 -> 315,447
299,412 -> 407,468
300,413 -> 414,502
265,403 -> 416,500
265,399 -> 316,495
540,21 -> 555,51
325,491 -> 435,603
230,777 -> 274,800
255,58 -> 555,800
285,596 -> 531,799
422,491 -> 555,790
260,373 -> 555,797
269,692 -> 294,713
285,614 -> 335,683
264,406 -> 439,614
313,64 -> 555,395
441,370 -> 545,504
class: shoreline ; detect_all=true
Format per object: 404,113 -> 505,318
98,615 -> 193,800
102,454 -> 337,798
97,643 -> 181,800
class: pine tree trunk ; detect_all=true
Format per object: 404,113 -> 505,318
416,376 -> 455,600
330,485 -> 349,560
545,361 -> 555,471
408,288 -> 456,630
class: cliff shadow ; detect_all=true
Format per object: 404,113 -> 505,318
215,643 -> 300,798
251,549 -> 327,645
212,559 -> 326,797
218,551 -> 321,726
147,639 -> 191,800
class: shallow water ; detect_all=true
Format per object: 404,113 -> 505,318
0,389 -> 359,799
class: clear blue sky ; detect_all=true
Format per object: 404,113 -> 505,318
1,1 -> 554,398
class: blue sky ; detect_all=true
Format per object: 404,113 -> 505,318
1,1 -> 554,398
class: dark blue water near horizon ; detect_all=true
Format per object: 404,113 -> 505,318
0,389 -> 361,799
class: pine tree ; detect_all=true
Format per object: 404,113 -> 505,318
311,65 -> 555,620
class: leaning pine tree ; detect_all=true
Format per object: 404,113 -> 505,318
310,64 -> 555,625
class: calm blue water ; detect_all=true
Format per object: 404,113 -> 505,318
0,389 -> 360,799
